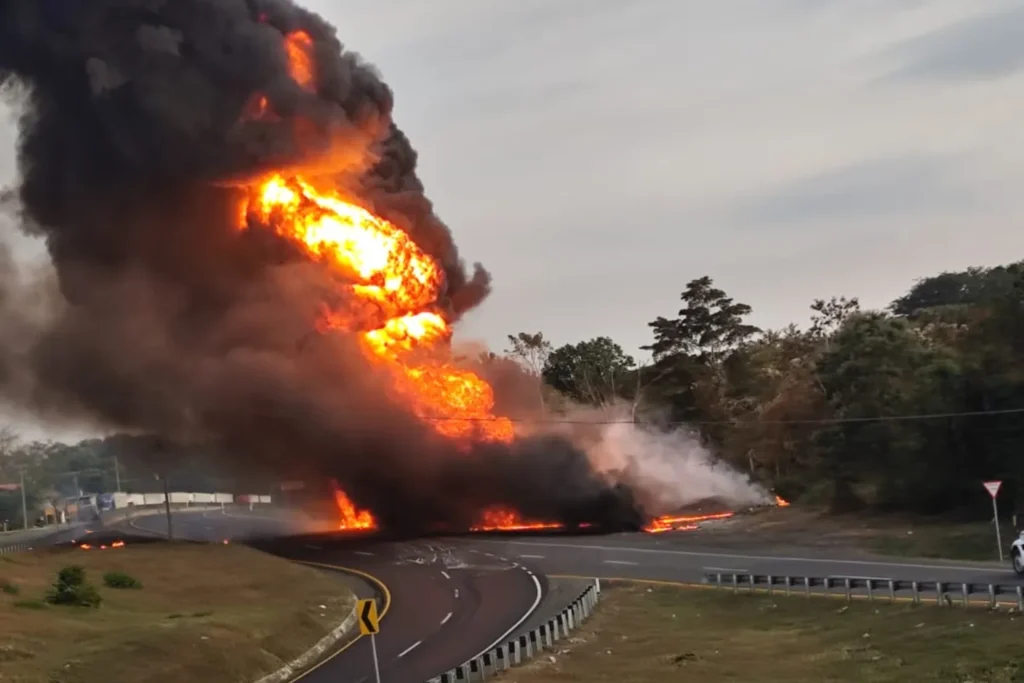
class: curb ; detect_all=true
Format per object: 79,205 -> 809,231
253,605 -> 359,683
426,579 -> 602,683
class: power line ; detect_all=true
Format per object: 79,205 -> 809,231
406,406 -> 1024,427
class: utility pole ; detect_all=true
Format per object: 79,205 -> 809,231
19,470 -> 27,530
161,472 -> 173,540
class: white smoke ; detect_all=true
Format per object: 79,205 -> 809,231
540,402 -> 771,515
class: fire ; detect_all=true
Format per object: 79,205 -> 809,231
775,495 -> 790,507
78,540 -> 126,550
470,506 -> 564,532
284,31 -> 316,90
242,174 -> 514,444
330,481 -> 378,531
643,511 -> 735,533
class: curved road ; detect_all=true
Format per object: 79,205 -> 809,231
121,509 -> 1024,680
126,510 -> 543,682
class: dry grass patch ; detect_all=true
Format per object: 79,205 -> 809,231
505,582 -> 1024,683
0,542 -> 355,683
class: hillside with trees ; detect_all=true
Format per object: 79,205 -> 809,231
509,261 -> 1024,518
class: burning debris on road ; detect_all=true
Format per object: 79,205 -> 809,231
0,1 -> 770,536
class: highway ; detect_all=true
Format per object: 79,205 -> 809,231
115,508 -> 1024,680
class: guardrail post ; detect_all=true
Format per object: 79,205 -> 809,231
468,657 -> 482,682
716,572 -> 723,589
866,578 -> 874,602
767,575 -> 774,596
888,579 -> 896,603
732,573 -> 739,594
823,577 -> 831,592
911,581 -> 920,605
1017,586 -> 1023,612
803,577 -> 810,597
529,629 -> 540,653
784,576 -> 792,596
936,582 -> 945,607
988,584 -> 997,609
844,578 -> 852,602
749,574 -> 756,594
961,583 -> 970,608
455,664 -> 468,681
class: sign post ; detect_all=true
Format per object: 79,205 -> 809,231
357,598 -> 381,683
984,480 -> 1003,562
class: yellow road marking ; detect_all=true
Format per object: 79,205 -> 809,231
285,562 -> 392,682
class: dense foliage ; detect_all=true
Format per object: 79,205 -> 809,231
517,262 -> 1024,517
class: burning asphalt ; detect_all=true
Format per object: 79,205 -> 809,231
0,1 -> 770,537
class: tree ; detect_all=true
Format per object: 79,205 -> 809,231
641,277 -> 761,450
542,337 -> 636,407
505,332 -> 553,412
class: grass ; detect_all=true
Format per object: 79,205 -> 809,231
0,542 -> 356,683
508,583 -> 1024,683
866,519 -> 1017,562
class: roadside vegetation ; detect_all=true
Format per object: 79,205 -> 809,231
0,543 -> 355,683
509,583 -> 1024,683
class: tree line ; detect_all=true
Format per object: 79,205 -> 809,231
503,262 -> 1024,518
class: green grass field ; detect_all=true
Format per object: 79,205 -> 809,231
0,542 -> 355,683
508,583 -> 1024,683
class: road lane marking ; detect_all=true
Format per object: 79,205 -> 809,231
483,540 -> 1004,573
454,588 -> 460,598
604,560 -> 638,566
287,563 -> 392,683
519,554 -> 546,559
704,566 -> 747,573
441,571 -> 450,579
354,551 -> 374,557
467,566 -> 543,662
397,640 -> 422,658
440,611 -> 452,625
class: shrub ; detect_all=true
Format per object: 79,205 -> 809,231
13,599 -> 45,610
0,579 -> 19,596
46,564 -> 101,608
103,571 -> 142,589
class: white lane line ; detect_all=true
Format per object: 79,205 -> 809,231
467,566 -> 543,663
704,566 -> 747,573
454,588 -> 460,599
604,560 -> 638,566
397,640 -> 422,658
440,612 -> 453,625
441,571 -> 450,579
354,551 -> 374,556
519,554 -> 546,559
482,540 -> 1000,573
829,575 -> 893,582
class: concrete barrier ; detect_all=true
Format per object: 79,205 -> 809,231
425,579 -> 601,683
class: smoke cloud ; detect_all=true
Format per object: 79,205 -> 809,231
0,0 -> 646,532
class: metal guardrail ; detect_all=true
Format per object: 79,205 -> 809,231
425,580 -> 601,683
701,571 -> 1024,610
0,542 -> 32,554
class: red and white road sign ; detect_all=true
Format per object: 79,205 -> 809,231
983,480 -> 1002,498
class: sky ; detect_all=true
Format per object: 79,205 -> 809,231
1,0 -> 1023,438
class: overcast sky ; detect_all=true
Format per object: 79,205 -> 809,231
1,0 -> 1023,439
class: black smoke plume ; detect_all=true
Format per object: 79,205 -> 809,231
0,0 -> 643,532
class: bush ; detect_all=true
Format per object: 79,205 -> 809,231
46,564 -> 101,608
13,599 -> 46,610
103,571 -> 142,590
0,579 -> 19,596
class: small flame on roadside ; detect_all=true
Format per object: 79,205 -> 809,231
330,481 -> 378,531
775,495 -> 790,507
470,506 -> 563,532
643,511 -> 735,534
78,540 -> 126,550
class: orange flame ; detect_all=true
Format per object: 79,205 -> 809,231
111,540 -> 125,548
284,31 -> 316,90
643,511 -> 734,533
79,543 -> 92,550
241,175 -> 515,444
775,495 -> 790,507
330,480 -> 378,531
470,506 -> 564,532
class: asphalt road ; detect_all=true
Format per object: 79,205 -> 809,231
127,510 -> 545,683
116,509 -> 1024,679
